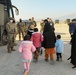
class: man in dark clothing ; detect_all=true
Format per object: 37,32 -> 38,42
68,19 -> 76,44
68,19 -> 76,35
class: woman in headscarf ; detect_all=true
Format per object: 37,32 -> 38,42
42,19 -> 56,65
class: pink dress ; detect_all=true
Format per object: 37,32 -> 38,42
18,41 -> 36,62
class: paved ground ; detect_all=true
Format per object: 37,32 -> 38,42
0,23 -> 76,75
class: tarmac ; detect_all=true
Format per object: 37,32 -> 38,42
0,23 -> 76,75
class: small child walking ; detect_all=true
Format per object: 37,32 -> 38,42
18,34 -> 36,75
30,28 -> 43,62
55,35 -> 64,61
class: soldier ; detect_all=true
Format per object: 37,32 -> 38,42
17,19 -> 25,41
28,18 -> 34,29
31,17 -> 37,27
6,19 -> 17,53
40,20 -> 45,33
14,22 -> 18,46
29,19 -> 33,25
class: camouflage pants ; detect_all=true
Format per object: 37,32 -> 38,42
18,30 -> 25,40
33,48 -> 40,61
7,34 -> 14,50
40,26 -> 44,33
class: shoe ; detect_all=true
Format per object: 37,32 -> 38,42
67,56 -> 71,60
33,58 -> 38,63
8,51 -> 11,53
72,66 -> 76,69
35,59 -> 38,62
51,60 -> 54,65
24,70 -> 28,75
56,59 -> 59,61
8,49 -> 11,53
60,58 -> 62,62
11,49 -> 16,51
45,59 -> 48,62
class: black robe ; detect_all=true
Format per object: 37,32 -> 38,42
42,22 -> 56,48
71,29 -> 76,65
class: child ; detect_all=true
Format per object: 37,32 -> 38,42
18,34 -> 36,75
55,35 -> 64,61
30,28 -> 43,62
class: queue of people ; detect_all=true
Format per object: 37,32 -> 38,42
18,18 -> 64,75
5,17 -> 76,75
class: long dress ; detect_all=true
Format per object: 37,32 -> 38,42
71,29 -> 76,65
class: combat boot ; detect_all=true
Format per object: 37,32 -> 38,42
8,48 -> 11,53
19,38 -> 21,41
11,47 -> 16,51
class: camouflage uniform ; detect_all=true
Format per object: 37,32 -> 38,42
6,22 -> 17,53
28,20 -> 34,29
14,24 -> 18,45
40,22 -> 45,33
32,20 -> 37,27
31,17 -> 37,27
29,21 -> 34,26
17,22 -> 25,40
